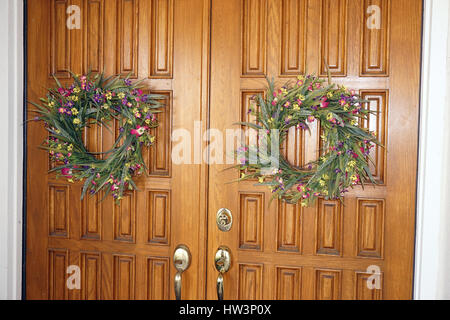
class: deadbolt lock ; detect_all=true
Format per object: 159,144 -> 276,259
216,208 -> 233,232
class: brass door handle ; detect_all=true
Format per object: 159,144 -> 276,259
214,246 -> 231,300
173,244 -> 191,300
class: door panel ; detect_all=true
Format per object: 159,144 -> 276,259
207,0 -> 421,300
26,0 -> 210,300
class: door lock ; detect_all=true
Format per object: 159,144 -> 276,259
216,208 -> 233,232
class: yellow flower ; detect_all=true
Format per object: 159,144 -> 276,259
293,104 -> 300,111
241,173 -> 246,179
71,108 -> 78,115
67,144 -> 73,151
145,119 -> 151,124
57,144 -> 62,149
322,189 -> 329,196
350,174 -> 358,181
73,87 -> 80,93
48,101 -> 55,108
323,174 -> 329,180
281,88 -> 288,95
73,118 -> 81,125
71,95 -> 79,102
327,92 -> 334,98
301,200 -> 308,207
297,75 -> 305,81
127,119 -> 133,125
132,108 -> 138,114
68,179 -> 74,183
105,92 -> 112,100
102,104 -> 109,109
118,92 -> 125,99
348,160 -> 356,168
150,136 -> 156,143
320,135 -> 327,141
351,119 -> 358,126
268,118 -> 274,124
258,176 -> 265,183
298,94 -> 306,101
319,180 -> 326,187
326,113 -> 333,120
143,107 -> 149,113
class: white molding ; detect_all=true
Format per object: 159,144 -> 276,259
0,0 -> 23,300
414,0 -> 450,300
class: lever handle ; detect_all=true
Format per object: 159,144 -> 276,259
216,273 -> 224,300
173,244 -> 191,300
214,246 -> 231,300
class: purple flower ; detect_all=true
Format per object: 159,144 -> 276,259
124,79 -> 132,86
122,98 -> 128,105
334,168 -> 341,173
93,94 -> 104,104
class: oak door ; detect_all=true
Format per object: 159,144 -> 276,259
207,0 -> 422,299
26,0 -> 210,300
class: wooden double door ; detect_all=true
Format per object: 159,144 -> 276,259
26,0 -> 422,300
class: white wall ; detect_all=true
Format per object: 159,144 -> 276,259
414,0 -> 450,300
0,0 -> 24,300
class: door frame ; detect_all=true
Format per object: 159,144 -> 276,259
0,0 -> 447,300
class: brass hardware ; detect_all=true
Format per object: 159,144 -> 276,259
216,208 -> 233,232
173,244 -> 191,300
214,246 -> 231,300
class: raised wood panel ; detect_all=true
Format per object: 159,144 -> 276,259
48,184 -> 69,238
147,257 -> 169,299
320,0 -> 348,76
149,92 -> 172,176
81,252 -> 101,300
48,249 -> 68,300
315,199 -> 342,256
361,0 -> 390,76
360,90 -> 388,183
282,126 -> 305,168
83,0 -> 104,73
355,271 -> 383,300
356,199 -> 385,258
280,0 -> 307,76
113,192 -> 136,242
277,201 -> 302,253
276,267 -> 302,300
50,0 -> 71,78
239,193 -> 264,251
84,124 -> 103,159
112,254 -> 135,300
80,192 -> 101,240
315,269 -> 342,300
241,0 -> 267,77
117,0 -> 138,77
238,264 -> 263,299
240,91 -> 264,152
147,190 -> 170,245
149,0 -> 174,78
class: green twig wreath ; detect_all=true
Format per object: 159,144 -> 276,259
236,75 -> 381,207
30,72 -> 163,201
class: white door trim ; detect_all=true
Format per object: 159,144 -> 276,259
414,0 -> 450,300
0,0 -> 24,300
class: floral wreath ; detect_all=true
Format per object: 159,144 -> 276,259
31,72 -> 163,201
236,75 -> 381,207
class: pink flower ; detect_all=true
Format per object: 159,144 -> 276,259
319,97 -> 329,108
130,125 -> 148,137
61,168 -> 72,178
307,115 -> 315,122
